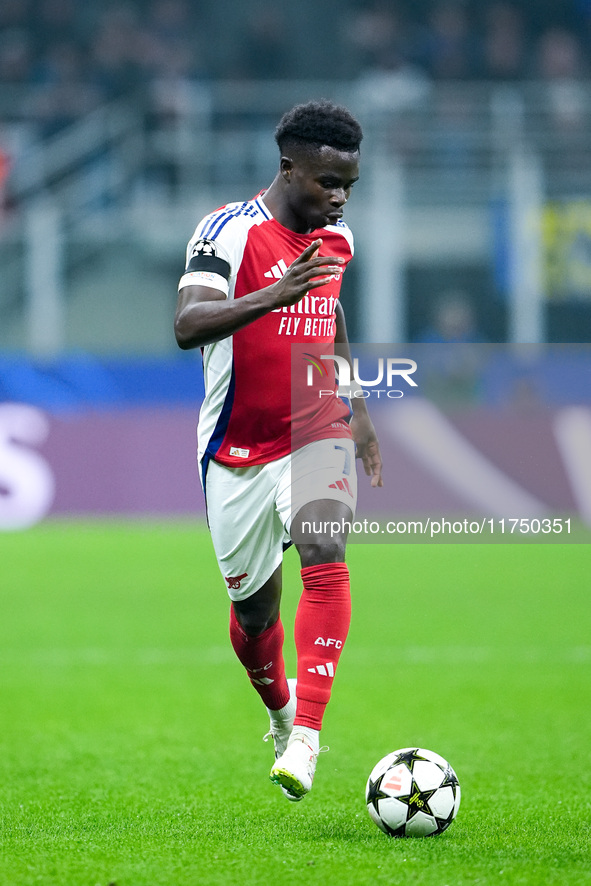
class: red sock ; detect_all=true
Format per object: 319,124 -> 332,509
293,562 -> 351,730
229,607 -> 290,711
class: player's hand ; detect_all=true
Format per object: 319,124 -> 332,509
269,239 -> 345,308
351,413 -> 384,488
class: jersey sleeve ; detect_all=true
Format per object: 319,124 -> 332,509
178,204 -> 251,296
178,237 -> 232,295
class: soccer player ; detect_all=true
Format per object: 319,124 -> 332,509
174,100 -> 382,801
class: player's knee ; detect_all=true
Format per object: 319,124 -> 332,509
232,599 -> 280,637
299,539 -> 347,568
237,611 -> 275,636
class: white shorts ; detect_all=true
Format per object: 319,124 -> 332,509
203,437 -> 357,601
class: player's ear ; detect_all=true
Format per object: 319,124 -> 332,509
280,156 -> 293,182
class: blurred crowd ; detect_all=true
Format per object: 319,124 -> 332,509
1,0 -> 591,138
1,0 -> 590,345
347,1 -> 591,83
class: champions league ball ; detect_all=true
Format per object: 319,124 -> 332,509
366,747 -> 461,837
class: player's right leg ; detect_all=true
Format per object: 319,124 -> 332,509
229,565 -> 292,715
203,458 -> 295,773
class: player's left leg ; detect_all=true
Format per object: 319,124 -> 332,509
270,499 -> 352,799
292,497 -> 352,737
270,439 -> 356,798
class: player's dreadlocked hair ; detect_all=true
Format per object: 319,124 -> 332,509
275,100 -> 363,154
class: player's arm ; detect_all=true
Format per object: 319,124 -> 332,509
174,239 -> 344,349
334,301 -> 383,488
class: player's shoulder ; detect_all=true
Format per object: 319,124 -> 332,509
194,197 -> 270,243
323,218 -> 355,256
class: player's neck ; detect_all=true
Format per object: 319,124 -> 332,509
262,176 -> 311,235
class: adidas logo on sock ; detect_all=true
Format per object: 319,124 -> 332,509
307,662 -> 335,677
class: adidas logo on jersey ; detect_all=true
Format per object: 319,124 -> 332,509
307,662 -> 335,677
264,259 -> 288,279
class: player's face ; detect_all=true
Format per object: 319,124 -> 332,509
283,147 -> 360,234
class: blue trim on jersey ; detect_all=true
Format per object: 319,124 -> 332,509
199,200 -> 266,241
340,395 -> 354,424
200,209 -> 232,240
254,197 -> 272,220
201,451 -> 211,516
204,361 -> 237,463
204,202 -> 248,240
195,211 -> 220,240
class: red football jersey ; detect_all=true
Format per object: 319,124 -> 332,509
179,194 -> 353,473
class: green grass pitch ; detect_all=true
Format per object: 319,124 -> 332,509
1,522 -> 590,885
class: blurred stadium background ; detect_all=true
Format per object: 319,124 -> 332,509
2,0 -> 591,529
2,12 -> 590,883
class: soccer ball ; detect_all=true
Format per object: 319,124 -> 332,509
366,747 -> 461,837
